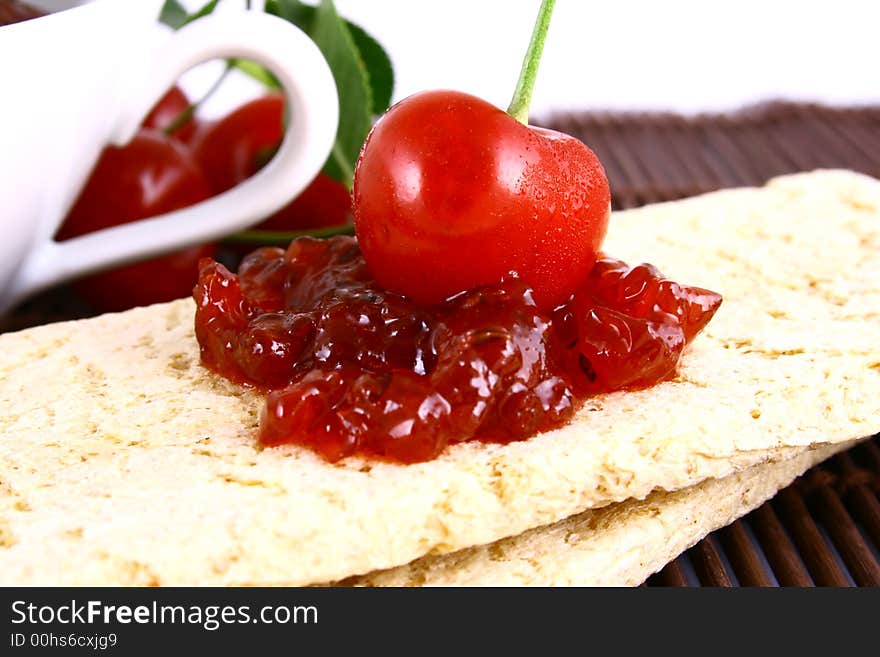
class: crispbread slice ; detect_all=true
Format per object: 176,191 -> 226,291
345,442 -> 854,586
1,170 -> 878,586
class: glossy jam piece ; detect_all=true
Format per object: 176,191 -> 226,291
194,238 -> 722,463
431,282 -> 574,444
552,257 -> 722,394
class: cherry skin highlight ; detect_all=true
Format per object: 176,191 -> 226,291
352,90 -> 611,311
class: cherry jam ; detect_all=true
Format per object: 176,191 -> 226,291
193,237 -> 721,463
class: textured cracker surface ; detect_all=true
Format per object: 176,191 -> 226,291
0,170 -> 878,585
347,443 -> 851,586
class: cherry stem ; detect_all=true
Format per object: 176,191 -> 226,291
506,0 -> 556,125
223,224 -> 355,245
162,0 -> 253,136
162,60 -> 233,136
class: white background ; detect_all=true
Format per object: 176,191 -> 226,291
31,0 -> 880,117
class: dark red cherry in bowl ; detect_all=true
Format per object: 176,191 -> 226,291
352,90 -> 611,311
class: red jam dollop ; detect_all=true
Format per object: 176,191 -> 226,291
193,237 -> 721,463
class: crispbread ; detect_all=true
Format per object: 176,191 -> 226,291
346,442 -> 854,586
0,170 -> 878,586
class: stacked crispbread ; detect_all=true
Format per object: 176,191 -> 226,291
1,170 -> 878,586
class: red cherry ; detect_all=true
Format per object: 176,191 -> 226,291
352,90 -> 611,311
192,95 -> 284,193
257,172 -> 351,232
142,85 -> 200,144
58,128 -> 215,312
193,94 -> 351,230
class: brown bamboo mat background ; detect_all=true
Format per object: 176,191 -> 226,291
3,0 -> 879,587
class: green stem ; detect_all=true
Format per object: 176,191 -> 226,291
162,104 -> 196,137
506,0 -> 556,125
223,224 -> 355,246
163,60 -> 234,136
162,0 -> 254,135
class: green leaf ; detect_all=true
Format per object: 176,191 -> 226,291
158,0 -> 189,29
347,21 -> 394,115
265,0 -> 314,29
265,1 -> 394,116
309,0 -> 373,187
159,0 -> 220,29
